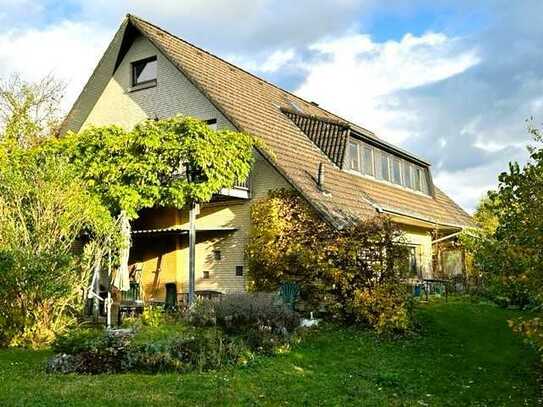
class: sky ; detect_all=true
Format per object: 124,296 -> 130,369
1,0 -> 541,213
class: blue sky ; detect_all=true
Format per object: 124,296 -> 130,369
1,0 -> 541,212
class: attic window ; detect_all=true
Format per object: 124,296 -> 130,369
132,56 -> 157,87
347,138 -> 432,195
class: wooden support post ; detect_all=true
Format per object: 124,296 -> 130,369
188,201 -> 199,307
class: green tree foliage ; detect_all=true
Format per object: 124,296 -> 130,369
247,189 -> 411,334
461,122 -> 543,307
49,116 -> 259,219
0,148 -> 116,347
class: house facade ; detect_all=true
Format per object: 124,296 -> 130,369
62,15 -> 473,302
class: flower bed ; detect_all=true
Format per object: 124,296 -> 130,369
47,294 -> 300,374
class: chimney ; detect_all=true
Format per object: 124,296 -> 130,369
317,162 -> 325,190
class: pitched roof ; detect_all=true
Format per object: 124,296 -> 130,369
64,14 -> 473,230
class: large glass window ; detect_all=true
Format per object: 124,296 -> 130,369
348,141 -> 359,171
345,138 -> 431,195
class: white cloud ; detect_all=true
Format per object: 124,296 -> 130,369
295,32 -> 479,145
0,20 -> 112,112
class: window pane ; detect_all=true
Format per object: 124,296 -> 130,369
348,141 -> 359,171
415,168 -> 422,191
404,162 -> 413,189
420,169 -> 430,194
362,146 -> 373,176
381,153 -> 390,181
374,150 -> 382,179
133,58 -> 157,84
392,158 -> 402,185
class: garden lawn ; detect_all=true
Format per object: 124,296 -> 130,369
0,300 -> 539,406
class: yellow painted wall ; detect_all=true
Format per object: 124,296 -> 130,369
402,226 -> 433,279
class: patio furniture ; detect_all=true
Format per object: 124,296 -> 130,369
279,282 -> 299,310
164,283 -> 177,312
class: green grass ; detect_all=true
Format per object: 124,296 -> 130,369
0,300 -> 539,406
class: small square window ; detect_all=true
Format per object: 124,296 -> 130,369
203,271 -> 210,279
213,250 -> 221,260
235,266 -> 243,276
132,56 -> 157,86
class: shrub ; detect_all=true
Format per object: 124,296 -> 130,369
350,284 -> 413,335
51,327 -> 104,354
214,293 -> 300,335
247,189 -> 411,334
48,322 -> 256,374
48,329 -> 133,374
187,293 -> 300,355
510,317 -> 543,358
168,329 -> 251,371
187,298 -> 216,327
141,306 -> 166,328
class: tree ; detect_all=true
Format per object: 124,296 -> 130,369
0,74 -> 65,147
461,121 -> 543,307
0,148 -> 117,347
0,74 -> 122,347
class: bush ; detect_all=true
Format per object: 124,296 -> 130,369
187,298 -> 216,327
214,293 -> 300,334
141,306 -> 167,328
51,327 -> 104,354
187,293 -> 300,354
350,284 -> 413,335
247,189 -> 411,334
48,329 -> 133,374
48,322 -> 257,374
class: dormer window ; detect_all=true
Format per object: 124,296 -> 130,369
132,56 -> 157,87
346,138 -> 432,196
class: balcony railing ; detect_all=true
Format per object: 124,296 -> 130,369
217,176 -> 250,199
234,177 -> 250,190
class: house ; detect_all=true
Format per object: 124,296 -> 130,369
62,14 -> 473,303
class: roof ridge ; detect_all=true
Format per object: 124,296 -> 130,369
126,13 -> 378,137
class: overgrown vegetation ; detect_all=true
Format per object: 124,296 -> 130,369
246,189 -> 411,335
0,153 -> 116,347
0,76 -> 117,347
0,74 -> 260,349
48,294 -> 300,374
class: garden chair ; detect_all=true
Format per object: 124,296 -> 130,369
279,282 -> 299,310
164,283 -> 177,312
